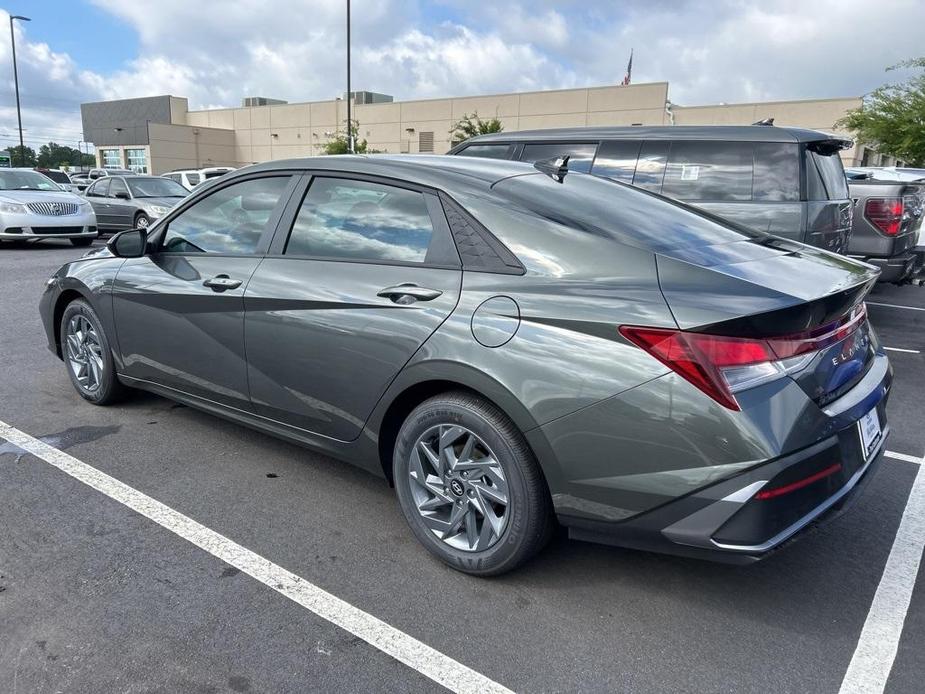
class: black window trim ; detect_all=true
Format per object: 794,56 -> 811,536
264,172 -> 462,270
150,171 -> 300,258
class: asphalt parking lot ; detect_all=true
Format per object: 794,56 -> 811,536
1,239 -> 923,693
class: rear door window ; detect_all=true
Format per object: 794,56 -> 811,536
661,141 -> 753,201
284,177 -> 442,264
456,144 -> 514,160
632,141 -> 669,192
591,140 -> 641,182
519,143 -> 597,173
90,179 -> 110,197
753,144 -> 800,201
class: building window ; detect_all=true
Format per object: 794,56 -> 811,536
125,148 -> 148,174
100,149 -> 122,169
419,131 -> 434,153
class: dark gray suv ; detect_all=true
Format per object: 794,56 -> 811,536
40,155 -> 890,574
449,125 -> 854,254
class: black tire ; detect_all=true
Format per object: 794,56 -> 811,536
70,237 -> 94,247
393,391 -> 553,575
135,212 -> 151,230
59,299 -> 126,405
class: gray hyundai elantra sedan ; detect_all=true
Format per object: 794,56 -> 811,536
39,155 -> 891,575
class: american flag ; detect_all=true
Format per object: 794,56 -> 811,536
622,49 -> 633,86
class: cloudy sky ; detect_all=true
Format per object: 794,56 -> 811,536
1,0 -> 923,151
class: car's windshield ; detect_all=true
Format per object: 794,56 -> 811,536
0,170 -> 61,191
127,177 -> 189,198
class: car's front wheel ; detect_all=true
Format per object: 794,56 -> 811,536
393,391 -> 552,575
60,299 -> 125,405
135,212 -> 151,230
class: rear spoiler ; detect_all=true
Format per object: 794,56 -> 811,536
807,138 -> 853,155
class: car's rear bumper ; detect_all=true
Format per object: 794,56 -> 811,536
537,349 -> 892,563
849,251 -> 918,283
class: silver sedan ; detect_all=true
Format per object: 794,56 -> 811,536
84,175 -> 188,235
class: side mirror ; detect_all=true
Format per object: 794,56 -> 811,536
114,191 -> 131,200
107,228 -> 148,258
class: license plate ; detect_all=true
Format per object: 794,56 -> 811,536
858,407 -> 882,459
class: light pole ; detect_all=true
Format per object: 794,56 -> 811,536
9,15 -> 30,167
346,0 -> 353,153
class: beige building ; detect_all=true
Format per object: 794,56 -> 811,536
81,82 -> 883,175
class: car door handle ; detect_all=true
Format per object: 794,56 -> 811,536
377,284 -> 443,304
203,275 -> 243,292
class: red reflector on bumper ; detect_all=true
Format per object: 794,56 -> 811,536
755,463 -> 843,500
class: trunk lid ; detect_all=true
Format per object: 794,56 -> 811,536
656,238 -> 879,405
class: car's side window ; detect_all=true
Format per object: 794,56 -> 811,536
90,179 -> 110,198
109,178 -> 129,198
592,140 -> 642,182
160,176 -> 291,255
661,141 -> 754,201
284,177 -> 437,264
519,143 -> 597,173
456,144 -> 514,160
632,141 -> 669,192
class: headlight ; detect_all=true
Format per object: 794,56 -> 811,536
0,202 -> 27,214
147,205 -> 169,216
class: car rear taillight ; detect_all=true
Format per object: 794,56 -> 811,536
619,304 -> 867,411
864,197 -> 904,236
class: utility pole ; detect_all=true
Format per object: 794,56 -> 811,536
346,0 -> 354,153
9,15 -> 31,166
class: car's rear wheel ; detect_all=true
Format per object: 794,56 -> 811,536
60,299 -> 125,405
70,237 -> 94,247
135,212 -> 151,230
393,391 -> 552,575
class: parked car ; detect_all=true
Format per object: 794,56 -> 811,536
0,169 -> 97,247
40,155 -> 890,575
845,172 -> 924,282
164,166 -> 236,191
34,168 -> 77,194
449,125 -> 855,254
847,167 -> 925,183
84,175 -> 188,234
87,167 -> 134,181
69,171 -> 92,193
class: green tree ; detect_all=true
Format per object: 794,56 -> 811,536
322,120 -> 378,154
837,57 -> 925,165
37,142 -> 86,169
8,144 -> 36,167
449,112 -> 503,144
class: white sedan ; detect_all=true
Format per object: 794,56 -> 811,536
0,169 -> 97,247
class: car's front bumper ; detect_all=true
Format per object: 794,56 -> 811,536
1,210 -> 97,239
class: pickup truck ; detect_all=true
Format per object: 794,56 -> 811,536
845,171 -> 924,283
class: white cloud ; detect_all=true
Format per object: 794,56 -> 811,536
2,0 -> 924,152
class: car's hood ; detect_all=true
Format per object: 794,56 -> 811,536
136,196 -> 183,208
0,190 -> 84,205
656,237 -> 879,330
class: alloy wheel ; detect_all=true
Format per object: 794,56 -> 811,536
65,314 -> 104,393
408,424 -> 510,551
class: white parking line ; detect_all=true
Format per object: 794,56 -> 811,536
0,420 -> 512,694
840,449 -> 925,694
883,347 -> 921,355
867,301 -> 925,312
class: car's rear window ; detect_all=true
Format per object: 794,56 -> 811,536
39,170 -> 70,184
492,172 -> 759,252
807,148 -> 849,200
